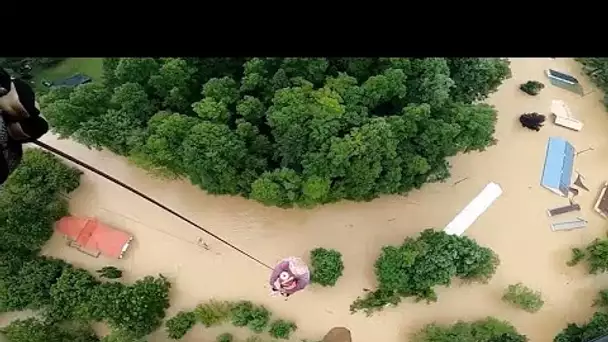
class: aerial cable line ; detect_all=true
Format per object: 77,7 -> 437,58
32,140 -> 273,270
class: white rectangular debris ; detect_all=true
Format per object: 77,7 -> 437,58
551,100 -> 583,131
444,182 -> 503,236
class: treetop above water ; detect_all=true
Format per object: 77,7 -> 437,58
40,58 -> 511,208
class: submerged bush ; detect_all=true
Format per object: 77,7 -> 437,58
519,112 -> 545,132
555,289 -> 608,342
217,332 -> 234,342
195,299 -> 232,327
229,300 -> 271,333
247,305 -> 271,333
519,80 -> 545,96
268,319 -> 297,340
502,283 -> 544,313
165,310 -> 196,339
576,238 -> 608,274
567,247 -> 586,267
310,248 -> 344,287
350,229 -> 499,315
413,317 -> 527,342
96,266 -> 123,279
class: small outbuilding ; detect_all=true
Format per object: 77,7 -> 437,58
540,137 -> 575,197
56,216 -> 133,259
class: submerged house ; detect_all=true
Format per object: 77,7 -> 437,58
540,137 -> 575,197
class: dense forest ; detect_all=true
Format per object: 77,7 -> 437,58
0,150 -> 171,342
39,58 -> 511,207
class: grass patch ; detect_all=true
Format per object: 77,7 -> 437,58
33,58 -> 103,90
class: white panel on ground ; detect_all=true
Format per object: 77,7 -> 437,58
444,182 -> 503,236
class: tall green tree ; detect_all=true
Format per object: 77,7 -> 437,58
447,58 -> 511,103
180,122 -> 249,194
0,257 -> 69,311
130,112 -> 198,175
88,275 -> 171,338
48,267 -> 101,321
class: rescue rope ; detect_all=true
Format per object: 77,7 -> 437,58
33,140 -> 273,270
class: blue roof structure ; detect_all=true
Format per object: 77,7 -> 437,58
541,137 -> 575,197
51,73 -> 92,87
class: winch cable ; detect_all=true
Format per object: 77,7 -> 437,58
32,140 -> 273,270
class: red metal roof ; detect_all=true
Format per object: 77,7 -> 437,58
56,216 -> 132,259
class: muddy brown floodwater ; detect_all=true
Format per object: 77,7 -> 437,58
2,58 -> 608,342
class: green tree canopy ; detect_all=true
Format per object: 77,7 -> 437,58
42,57 -> 511,207
88,275 -> 171,337
0,149 -> 82,252
350,229 -> 499,315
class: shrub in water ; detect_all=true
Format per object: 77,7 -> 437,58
268,319 -> 297,340
567,247 -> 586,267
217,332 -> 234,342
247,305 -> 271,333
519,80 -> 545,96
412,316 -> 528,342
310,247 -> 344,287
229,300 -> 271,333
519,112 -> 546,132
230,301 -> 255,327
165,311 -> 196,339
593,289 -> 608,308
585,238 -> 608,274
349,288 -> 402,316
96,266 -> 123,279
195,299 -> 232,327
502,283 -> 544,313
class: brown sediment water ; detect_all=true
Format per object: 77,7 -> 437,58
2,58 -> 608,341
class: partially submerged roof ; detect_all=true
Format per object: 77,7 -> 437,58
546,69 -> 584,95
541,137 -> 575,197
595,183 -> 608,219
548,69 -> 579,84
56,216 -> 132,258
51,73 -> 92,87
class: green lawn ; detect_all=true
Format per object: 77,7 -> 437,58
34,58 -> 103,90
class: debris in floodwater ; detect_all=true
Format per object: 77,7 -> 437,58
574,174 -> 590,191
